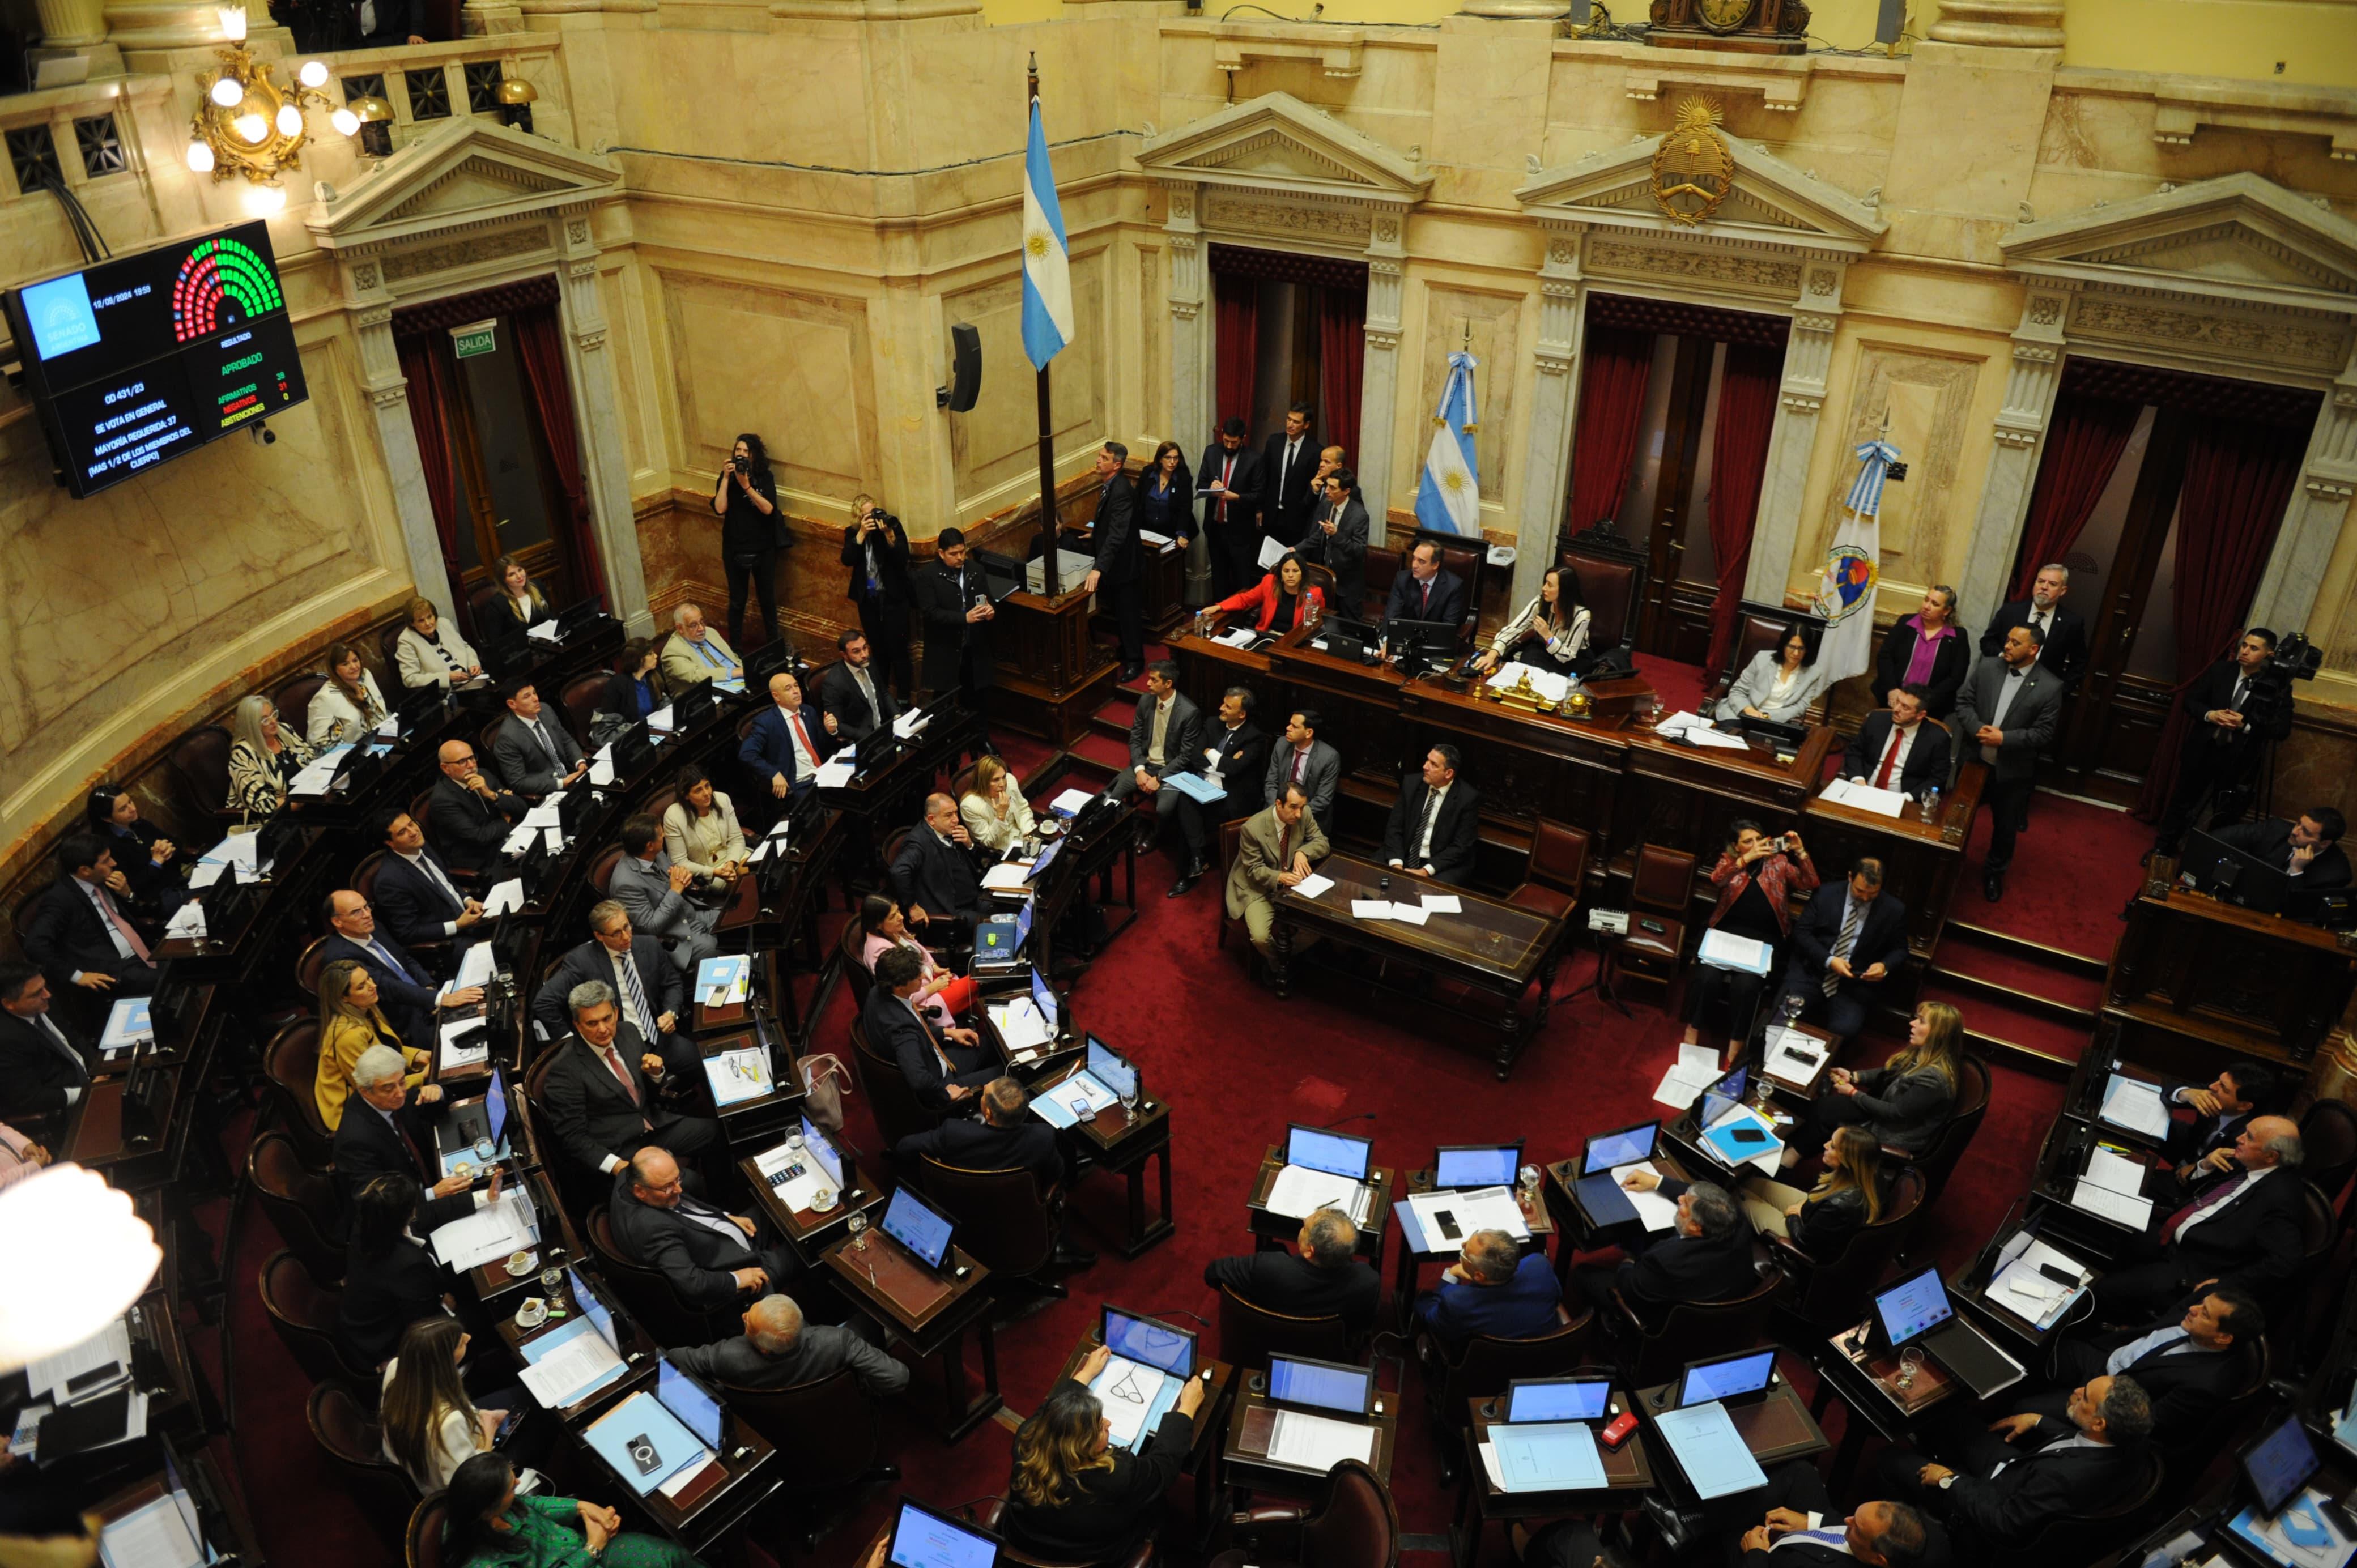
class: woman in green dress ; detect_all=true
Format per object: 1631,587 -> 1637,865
441,1454 -> 706,1568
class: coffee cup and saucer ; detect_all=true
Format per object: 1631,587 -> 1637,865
515,1297 -> 550,1329
808,1187 -> 839,1212
505,1249 -> 538,1277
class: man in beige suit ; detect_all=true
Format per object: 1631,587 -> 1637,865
661,602 -> 742,689
1226,782 -> 1329,968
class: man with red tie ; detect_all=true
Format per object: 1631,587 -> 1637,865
20,834 -> 159,1002
1196,419 -> 1266,601
739,670 -> 833,816
2091,1115 -> 2306,1325
1382,539 -> 1468,632
537,981 -> 719,1182
1839,684 -> 1954,799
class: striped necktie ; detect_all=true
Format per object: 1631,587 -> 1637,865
1824,899 -> 1864,996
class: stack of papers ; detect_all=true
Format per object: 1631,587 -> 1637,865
1479,1421 -> 1608,1492
695,955 -> 751,1007
1653,713 -> 1748,750
500,821 -> 540,857
430,1190 -> 538,1271
1485,663 -> 1572,704
163,902 -> 207,940
1267,1410 -> 1376,1472
480,878 -> 527,917
1293,873 -> 1337,900
1033,1073 -> 1117,1128
1612,1164 -> 1682,1231
439,1017 -> 490,1072
521,801 -> 564,830
1266,1165 -> 1372,1225
100,998 -> 154,1056
99,1490 -> 205,1568
1653,1400 -> 1767,1498
1763,1026 -> 1830,1088
589,744 -> 618,787
1350,899 -> 1429,926
2098,1075 -> 2172,1139
1163,772 -> 1227,804
813,760 -> 857,788
704,1045 -> 773,1107
1406,1184 -> 1530,1243
190,833 -> 262,887
29,1320 -> 132,1405
892,710 -> 930,740
1049,788 -> 1096,817
981,862 -> 1033,892
645,704 -> 677,732
1822,778 -> 1908,817
1988,1234 -> 2091,1328
288,745 -> 354,797
517,1316 -> 627,1409
585,1392 -> 713,1498
456,941 -> 497,990
989,997 -> 1056,1054
1701,1103 -> 1785,1174
1215,628 -> 1258,649
1653,1042 -> 1722,1109
2070,1146 -> 2153,1228
1697,930 -> 1773,975
525,620 -> 562,644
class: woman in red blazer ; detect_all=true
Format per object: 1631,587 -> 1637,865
1683,820 -> 1820,1066
1215,551 -> 1325,633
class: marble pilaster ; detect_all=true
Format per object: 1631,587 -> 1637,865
1516,221 -> 1585,604
1360,211 -> 1407,544
2250,347 -> 2357,637
1949,282 -> 2071,624
1743,259 -> 1844,605
354,292 -> 457,612
556,204 -> 653,636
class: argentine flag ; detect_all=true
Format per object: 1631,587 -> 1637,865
1020,98 -> 1074,371
1415,351 -> 1480,536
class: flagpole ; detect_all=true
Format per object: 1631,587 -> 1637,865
1029,53 -> 1061,598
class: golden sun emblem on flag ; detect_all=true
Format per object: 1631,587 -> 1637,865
1025,229 -> 1052,261
1650,99 -> 1734,227
1442,469 -> 1468,492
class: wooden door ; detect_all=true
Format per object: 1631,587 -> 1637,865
1633,336 -> 1716,662
439,317 -> 576,603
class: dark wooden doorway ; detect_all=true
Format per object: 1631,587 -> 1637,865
438,314 -> 577,606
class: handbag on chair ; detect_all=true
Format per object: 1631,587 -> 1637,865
799,1052 -> 851,1133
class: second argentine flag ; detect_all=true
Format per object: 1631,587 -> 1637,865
1020,99 -> 1074,371
1415,351 -> 1480,536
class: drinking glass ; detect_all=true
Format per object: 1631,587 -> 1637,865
846,1212 -> 869,1251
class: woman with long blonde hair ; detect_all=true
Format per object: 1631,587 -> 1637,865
226,693 -> 321,816
314,957 -> 437,1130
1728,1125 -> 1888,1258
1001,1345 -> 1205,1565
958,754 -> 1037,853
1809,1000 -> 1963,1158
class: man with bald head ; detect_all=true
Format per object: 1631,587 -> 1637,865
318,887 -> 483,1040
888,792 -> 988,943
429,739 -> 525,876
674,1293 -> 909,1397
609,1146 -> 795,1310
2097,1114 -> 2309,1323
738,670 -> 832,813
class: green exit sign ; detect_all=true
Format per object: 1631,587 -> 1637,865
450,319 -> 497,359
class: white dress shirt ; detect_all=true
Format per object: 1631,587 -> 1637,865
1982,665 -> 2032,762
2173,1162 -> 2274,1243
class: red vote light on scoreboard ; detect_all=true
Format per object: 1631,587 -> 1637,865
171,235 -> 286,343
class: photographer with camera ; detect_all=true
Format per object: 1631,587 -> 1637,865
1682,820 -> 1817,1068
840,493 -> 913,702
2153,627 -> 2296,856
710,433 -> 784,653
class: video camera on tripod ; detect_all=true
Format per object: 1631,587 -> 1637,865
2240,630 -> 2320,731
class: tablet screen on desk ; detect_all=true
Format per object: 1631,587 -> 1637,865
1103,1307 -> 1194,1378
658,1358 -> 725,1450
1269,1354 -> 1372,1416
1505,1377 -> 1611,1424
1030,969 -> 1058,1030
1873,1268 -> 1954,1348
570,1266 -> 618,1351
1582,1123 -> 1656,1175
484,1067 -> 509,1149
1086,1037 -> 1137,1101
1435,1144 -> 1520,1190
2241,1414 -> 2325,1518
1287,1124 -> 1372,1182
1678,1349 -> 1776,1407
888,1498 -> 999,1568
882,1186 -> 956,1271
800,1115 -> 844,1190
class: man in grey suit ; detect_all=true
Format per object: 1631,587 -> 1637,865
610,1147 -> 796,1309
1297,470 -> 1369,617
608,813 -> 721,973
1262,708 -> 1342,825
491,680 -> 588,797
1950,623 -> 2065,904
671,1293 -> 909,1397
1107,661 -> 1210,890
531,900 -> 689,1054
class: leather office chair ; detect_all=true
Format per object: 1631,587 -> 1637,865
261,1249 -> 372,1383
720,1367 -> 899,1550
1618,1259 -> 1784,1388
1704,604 -> 1831,721
1298,560 -> 1338,605
403,1492 -> 449,1568
560,671 -> 606,748
1990,1446 -> 2163,1568
1362,545 -> 1401,621
1890,1054 -> 1989,1215
587,844 -> 624,899
1506,819 -> 1592,924
273,671 -> 329,743
252,1129 -> 345,1284
1418,1308 -> 1595,1485
265,1019 -> 337,1170
296,935 -> 331,998
1208,1458 -> 1398,1568
849,1016 -> 942,1148
838,915 -> 874,1009
165,723 -> 241,829
1768,1167 -> 1924,1332
1605,843 -> 1694,1005
310,1378 -> 418,1548
377,621 -> 410,679
584,1205 -> 730,1348
1215,1284 -> 1352,1370
918,1154 -> 1063,1298
476,718 -> 510,785
967,1498 -> 1154,1568
2299,1098 -> 2357,1207
1555,520 -> 1647,654
1215,818 -> 1248,952
467,580 -> 508,639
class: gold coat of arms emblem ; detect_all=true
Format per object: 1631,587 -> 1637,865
1650,99 -> 1734,226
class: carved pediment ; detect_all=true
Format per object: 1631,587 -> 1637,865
1139,92 -> 1429,203
307,118 -> 620,250
2005,173 -> 2357,314
1517,134 -> 1884,254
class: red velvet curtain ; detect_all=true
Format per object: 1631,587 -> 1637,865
394,333 -> 466,620
1214,275 -> 1259,435
512,303 -> 606,603
1317,286 -> 1365,468
2133,415 -> 2309,820
1564,326 -> 1656,537
2007,391 -> 2141,600
1702,343 -> 1784,676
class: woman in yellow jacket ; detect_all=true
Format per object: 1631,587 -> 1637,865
315,958 -> 442,1130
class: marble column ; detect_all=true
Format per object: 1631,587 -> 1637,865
354,296 -> 460,611
1950,283 -> 2070,624
556,204 -> 653,636
35,0 -> 108,48
1742,258 -> 1844,605
2250,346 -> 2357,637
1514,221 -> 1585,606
1359,207 -> 1407,544
1163,181 -> 1212,606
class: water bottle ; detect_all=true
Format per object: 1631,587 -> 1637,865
1922,785 -> 1942,824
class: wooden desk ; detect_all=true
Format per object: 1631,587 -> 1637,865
1802,762 -> 1987,962
1945,1217 -> 2104,1362
696,1023 -> 805,1147
823,1232 -> 1002,1441
1248,1144 -> 1397,1272
1390,1174 -> 1552,1332
1805,1326 -> 1946,1494
461,1169 -> 571,1313
1030,802 -> 1141,981
1219,1375 -> 1399,1498
1031,1055 -> 1175,1257
493,1268 -> 660,1425
572,1391 -> 779,1556
92,1440 -> 266,1568
1542,1144 -> 1699,1258
1632,1372 -> 1828,1508
1450,1392 -> 1655,1568
1050,1330 -> 1236,1535
737,1134 -> 886,1267
990,580 -> 1122,746
1269,853 -> 1565,1080
1758,1019 -> 1839,1111
2109,883 -> 2357,1063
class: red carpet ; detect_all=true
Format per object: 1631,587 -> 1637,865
1952,789 -> 2151,963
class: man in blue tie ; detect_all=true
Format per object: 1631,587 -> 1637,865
660,602 -> 742,690
319,889 -> 484,1041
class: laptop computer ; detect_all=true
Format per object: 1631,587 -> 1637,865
1268,1354 -> 1375,1417
1234,1354 -> 1381,1470
886,1496 -> 1003,1568
1503,1376 -> 1614,1424
976,549 -> 1027,604
1869,1267 -> 2024,1399
1090,1306 -> 1200,1450
879,1184 -> 958,1276
1669,1348 -> 1779,1410
1434,1143 -> 1522,1191
1699,1065 -> 1750,1131
435,1067 -> 512,1176
853,722 -> 899,778
1573,1121 -> 1660,1228
2216,1414 -> 2357,1568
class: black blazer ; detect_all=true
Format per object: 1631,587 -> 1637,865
673,1324 -> 910,1397
2177,657 -> 2292,755
608,1178 -> 765,1310
1981,599 -> 2090,691
531,936 -> 686,1041
1381,778 -> 1482,887
840,514 -> 912,606
912,562 -> 993,694
19,877 -> 143,990
599,670 -> 668,726
492,710 -> 584,796
0,1008 -> 92,1119
1125,692 -> 1204,779
537,1025 -> 691,1178
1203,1250 -> 1380,1333
1940,1429 -> 2144,1553
895,1116 -> 1061,1188
1385,566 -> 1467,630
889,826 -> 986,924
1298,495 -> 1369,612
339,1240 -> 444,1369
1138,466 -> 1195,546
1203,722 -> 1270,816
2213,818 -> 2353,893
1789,885 -> 1910,1003
1872,619 -> 1973,718
1091,472 -> 1143,588
2160,1087 -> 2251,1171
428,773 -> 524,877
816,661 -> 899,745
320,931 -> 440,1041
1839,1063 -> 1956,1156
330,1100 -> 474,1228
1195,442 -> 1265,533
1618,1226 -> 1759,1310
1784,1182 -> 1874,1261
2167,1164 -> 2305,1301
373,846 -> 467,951
1001,1379 -> 1194,1566
2056,1322 -> 2257,1445
99,821 -> 179,915
1257,433 -> 1321,547
864,988 -> 993,1114
1841,712 -> 1955,799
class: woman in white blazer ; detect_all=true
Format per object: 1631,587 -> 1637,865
1713,623 -> 1826,726
308,641 -> 391,747
395,597 -> 484,689
661,761 -> 750,888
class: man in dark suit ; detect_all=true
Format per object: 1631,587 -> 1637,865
373,810 -> 486,955
739,670 -> 831,811
1082,442 -> 1147,681
1257,404 -> 1319,551
1840,684 -> 1953,799
321,889 -> 484,1040
1173,687 -> 1269,890
1415,1228 -> 1563,1350
611,1147 -> 795,1308
1722,1463 -> 1946,1568
2094,1115 -> 2307,1323
431,740 -> 525,877
866,947 -> 995,1115
1107,662 -> 1209,889
531,901 -> 688,1055
912,528 -> 995,751
1980,563 -> 2089,691
815,629 -> 900,746
841,497 -> 914,703
1298,468 -> 1369,616
492,680 -> 588,798
1571,1179 -> 1758,1320
1384,538 -> 1467,631
22,835 -> 158,1002
331,1041 -> 487,1224
2005,1288 -> 2260,1451
1951,623 -> 2066,902
1875,1374 -> 2151,1559
894,1075 -> 1063,1188
1263,709 -> 1342,825
2160,1059 -> 2274,1175
1775,859 -> 1911,1042
888,794 -> 988,944
348,0 -> 426,49
537,982 -> 718,1181
1203,1207 -> 1380,1334
2214,807 -> 2352,894
1197,418 -> 1266,599
673,1292 -> 910,1396
0,964 -> 92,1120
1382,744 -> 1480,888
2155,628 -> 2294,854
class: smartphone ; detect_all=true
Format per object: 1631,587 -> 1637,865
2035,1262 -> 2081,1288
1731,1127 -> 1769,1145
1436,1209 -> 1462,1241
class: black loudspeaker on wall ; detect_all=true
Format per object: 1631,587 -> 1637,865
937,322 -> 981,412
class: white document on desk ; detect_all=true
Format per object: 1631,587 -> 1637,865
1216,628 -> 1258,649
1697,930 -> 1773,975
29,1320 -> 131,1404
481,879 -> 527,918
1422,894 -> 1462,914
894,710 -> 931,740
1653,1041 -> 1722,1109
1350,900 -> 1392,920
98,1493 -> 203,1568
164,902 -> 207,940
1050,787 -> 1096,817
1266,1165 -> 1369,1225
1386,901 -> 1431,927
521,802 -> 563,829
1448,1184 -> 1531,1240
525,620 -> 561,644
981,862 -> 1032,892
814,760 -> 857,788
1485,662 -> 1570,704
2099,1076 -> 2172,1139
440,1018 -> 490,1072
456,941 -> 497,990
1267,1410 -> 1376,1472
1611,1162 -> 1682,1231
101,998 -> 154,1055
431,1190 -> 537,1271
2071,1176 -> 2153,1230
1823,778 -> 1908,817
518,1328 -> 627,1409
1294,873 -> 1336,900
590,747 -> 618,786
990,998 -> 1055,1054
2084,1146 -> 2148,1198
1991,1238 -> 2090,1328
1764,1027 -> 1830,1087
500,821 -> 539,856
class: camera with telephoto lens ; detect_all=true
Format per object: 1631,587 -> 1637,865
2241,631 -> 2319,731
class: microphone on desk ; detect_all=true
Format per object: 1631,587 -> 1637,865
1320,1112 -> 1376,1131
